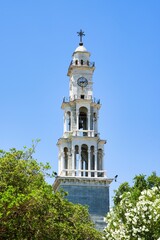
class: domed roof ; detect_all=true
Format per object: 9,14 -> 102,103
75,45 -> 87,52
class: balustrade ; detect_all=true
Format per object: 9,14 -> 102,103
69,60 -> 95,68
64,130 -> 99,138
60,169 -> 106,178
63,95 -> 94,102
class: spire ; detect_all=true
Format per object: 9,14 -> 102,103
77,29 -> 85,46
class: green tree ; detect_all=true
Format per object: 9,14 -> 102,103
104,173 -> 160,240
0,144 -> 102,240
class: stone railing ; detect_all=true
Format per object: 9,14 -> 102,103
69,60 -> 95,68
63,96 -> 100,104
60,169 -> 107,178
63,130 -> 99,138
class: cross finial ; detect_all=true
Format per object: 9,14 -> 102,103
77,29 -> 85,46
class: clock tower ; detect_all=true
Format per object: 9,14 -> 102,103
53,30 -> 112,231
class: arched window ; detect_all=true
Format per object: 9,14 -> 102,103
64,147 -> 68,176
75,60 -> 78,65
81,144 -> 88,176
91,146 -> 95,177
81,59 -> 83,65
75,145 -> 79,176
93,112 -> 97,132
66,111 -> 71,131
97,149 -> 103,177
93,112 -> 97,121
79,107 -> 88,133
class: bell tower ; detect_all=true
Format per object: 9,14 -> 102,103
53,30 -> 112,230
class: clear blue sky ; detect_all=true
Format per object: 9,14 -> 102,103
0,1 -> 160,205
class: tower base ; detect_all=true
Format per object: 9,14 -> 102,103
53,176 -> 112,231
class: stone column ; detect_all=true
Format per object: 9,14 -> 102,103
78,145 -> 82,177
88,148 -> 91,177
101,149 -> 106,177
88,111 -> 91,136
94,149 -> 97,177
72,146 -> 75,176
76,111 -> 79,133
97,111 -> 99,133
64,112 -> 66,133
70,111 -> 72,131
102,150 -> 104,170
60,152 -> 65,176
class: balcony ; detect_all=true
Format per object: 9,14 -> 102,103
63,96 -> 100,104
60,169 -> 107,178
69,60 -> 95,68
63,130 -> 99,138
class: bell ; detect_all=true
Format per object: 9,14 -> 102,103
79,119 -> 83,129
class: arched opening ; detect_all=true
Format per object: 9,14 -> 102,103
81,59 -> 83,65
75,60 -> 78,65
97,149 -> 103,177
64,147 -> 68,176
66,111 -> 71,131
75,145 -> 79,176
93,112 -> 97,133
91,146 -> 95,177
81,144 -> 88,176
79,107 -> 88,135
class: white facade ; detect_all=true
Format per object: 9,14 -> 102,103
57,43 -> 107,179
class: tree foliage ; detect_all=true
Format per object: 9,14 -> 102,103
0,144 -> 102,240
104,173 -> 160,240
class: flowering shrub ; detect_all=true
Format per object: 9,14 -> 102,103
104,186 -> 160,240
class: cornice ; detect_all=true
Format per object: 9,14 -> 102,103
53,176 -> 113,191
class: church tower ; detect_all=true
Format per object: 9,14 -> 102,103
53,30 -> 112,230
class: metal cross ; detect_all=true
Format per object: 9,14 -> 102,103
77,29 -> 85,43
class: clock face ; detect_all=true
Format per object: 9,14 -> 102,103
77,77 -> 88,87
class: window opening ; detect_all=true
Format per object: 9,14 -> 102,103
64,147 -> 68,176
97,149 -> 103,177
81,95 -> 84,99
81,144 -> 88,177
66,112 -> 71,131
91,146 -> 95,177
79,107 -> 88,136
75,145 -> 79,176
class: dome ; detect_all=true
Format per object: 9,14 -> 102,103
75,45 -> 87,52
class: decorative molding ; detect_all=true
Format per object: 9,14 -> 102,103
53,176 -> 113,191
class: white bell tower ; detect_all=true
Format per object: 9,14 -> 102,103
53,30 -> 112,231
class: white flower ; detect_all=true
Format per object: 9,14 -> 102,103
104,185 -> 160,239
